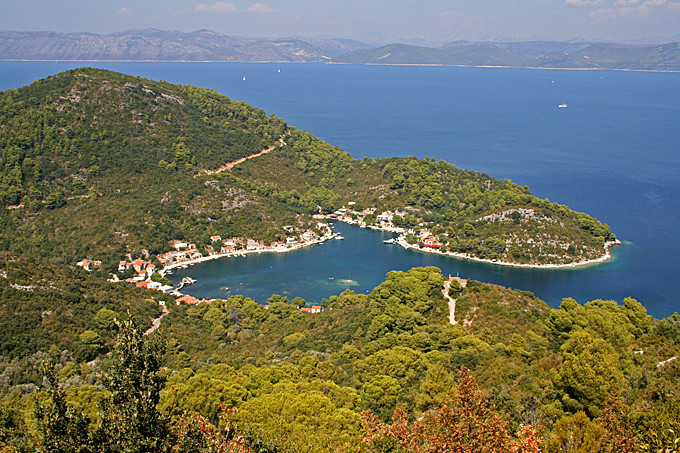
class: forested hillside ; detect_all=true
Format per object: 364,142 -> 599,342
0,68 -> 615,267
1,265 -> 678,451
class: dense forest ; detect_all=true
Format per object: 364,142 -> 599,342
1,68 -> 613,268
0,262 -> 678,451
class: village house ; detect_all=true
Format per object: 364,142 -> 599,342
448,276 -> 468,288
301,230 -> 317,242
172,241 -> 189,251
286,236 -> 298,247
78,259 -> 102,271
246,238 -> 261,251
210,235 -> 222,242
131,258 -> 150,273
176,295 -> 199,305
376,211 -> 394,224
221,241 -> 236,253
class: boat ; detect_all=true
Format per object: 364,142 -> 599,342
558,103 -> 567,108
384,238 -> 397,244
335,235 -> 344,240
243,76 -> 246,81
220,286 -> 229,291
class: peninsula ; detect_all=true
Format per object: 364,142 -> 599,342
0,68 -> 616,280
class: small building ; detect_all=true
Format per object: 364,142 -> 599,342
449,276 -> 468,288
173,241 -> 188,251
301,231 -> 317,242
310,305 -> 323,313
77,260 -> 93,271
176,295 -> 199,305
423,237 -> 442,249
221,243 -> 235,254
132,258 -> 150,273
376,211 -> 394,224
246,239 -> 260,251
286,237 -> 298,246
210,235 -> 222,242
135,281 -> 149,288
118,261 -> 129,272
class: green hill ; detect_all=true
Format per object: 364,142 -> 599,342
0,68 -> 614,269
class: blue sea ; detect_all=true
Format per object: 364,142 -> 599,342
1,62 -> 679,318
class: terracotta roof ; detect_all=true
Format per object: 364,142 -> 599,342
176,295 -> 199,305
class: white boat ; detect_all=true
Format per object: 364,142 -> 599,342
243,76 -> 246,81
384,238 -> 397,244
335,235 -> 344,240
558,103 -> 567,108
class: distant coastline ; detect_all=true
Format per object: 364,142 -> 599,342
1,59 -> 678,73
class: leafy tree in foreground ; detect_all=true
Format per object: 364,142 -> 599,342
37,318 -> 169,453
92,318 -> 169,453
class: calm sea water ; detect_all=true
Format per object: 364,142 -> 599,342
1,62 -> 679,318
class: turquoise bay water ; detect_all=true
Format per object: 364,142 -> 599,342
1,62 -> 679,318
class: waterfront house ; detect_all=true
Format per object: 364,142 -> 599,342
449,276 -> 468,288
286,237 -> 298,247
423,237 -> 442,249
310,305 -> 323,313
301,231 -> 317,242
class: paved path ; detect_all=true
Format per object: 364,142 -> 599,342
442,280 -> 457,325
197,135 -> 286,177
145,305 -> 169,336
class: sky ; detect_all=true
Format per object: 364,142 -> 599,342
1,0 -> 679,44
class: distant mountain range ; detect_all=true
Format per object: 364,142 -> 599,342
1,29 -> 679,71
0,29 -> 368,62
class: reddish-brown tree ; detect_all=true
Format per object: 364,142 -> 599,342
361,367 -> 541,453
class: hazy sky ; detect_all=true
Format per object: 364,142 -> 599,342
2,0 -> 679,43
